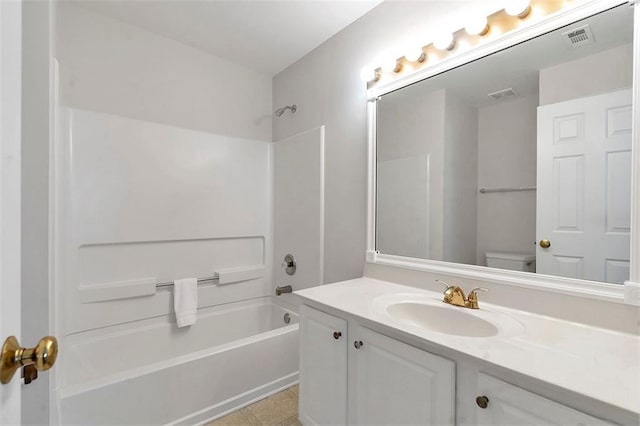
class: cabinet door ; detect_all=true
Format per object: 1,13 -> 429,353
475,374 -> 614,425
349,326 -> 455,425
299,305 -> 348,426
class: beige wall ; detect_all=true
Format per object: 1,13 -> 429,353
540,44 -> 633,106
272,0 -> 502,284
443,91 -> 478,265
56,3 -> 272,141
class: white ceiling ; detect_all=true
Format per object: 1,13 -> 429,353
71,0 -> 383,76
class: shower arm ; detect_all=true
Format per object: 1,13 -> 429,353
275,104 -> 297,117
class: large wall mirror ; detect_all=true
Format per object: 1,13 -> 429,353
374,3 -> 634,288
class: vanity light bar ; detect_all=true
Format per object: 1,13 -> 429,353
360,0 -> 570,85
505,0 -> 532,18
404,45 -> 426,63
433,33 -> 455,51
465,16 -> 490,36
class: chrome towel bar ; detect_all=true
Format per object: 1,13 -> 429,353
479,186 -> 536,194
155,276 -> 219,289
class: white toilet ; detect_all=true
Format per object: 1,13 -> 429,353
485,252 -> 536,272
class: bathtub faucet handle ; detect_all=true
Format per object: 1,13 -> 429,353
281,254 -> 296,275
275,285 -> 293,296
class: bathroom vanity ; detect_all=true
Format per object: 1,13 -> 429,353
295,278 -> 639,425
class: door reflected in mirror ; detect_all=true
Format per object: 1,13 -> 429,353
375,4 -> 633,285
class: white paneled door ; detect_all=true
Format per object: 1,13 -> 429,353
537,89 -> 632,283
0,0 -> 23,424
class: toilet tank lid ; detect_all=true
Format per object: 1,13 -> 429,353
485,252 -> 536,261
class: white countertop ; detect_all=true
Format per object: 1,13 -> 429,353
295,277 -> 640,415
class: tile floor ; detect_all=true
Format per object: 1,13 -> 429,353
206,385 -> 301,426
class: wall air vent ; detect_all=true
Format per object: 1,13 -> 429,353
488,87 -> 519,101
561,24 -> 595,48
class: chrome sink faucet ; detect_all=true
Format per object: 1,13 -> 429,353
436,280 -> 488,309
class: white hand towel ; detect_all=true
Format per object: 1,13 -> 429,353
174,278 -> 197,327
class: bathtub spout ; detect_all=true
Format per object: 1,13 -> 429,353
275,285 -> 293,296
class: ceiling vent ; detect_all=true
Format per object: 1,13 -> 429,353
561,24 -> 595,48
488,87 -> 519,101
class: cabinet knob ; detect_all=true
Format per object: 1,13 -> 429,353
333,331 -> 342,340
475,395 -> 489,409
353,340 -> 363,349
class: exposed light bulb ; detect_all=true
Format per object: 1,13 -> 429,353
381,56 -> 401,73
359,65 -> 378,83
504,0 -> 531,18
404,44 -> 426,63
465,16 -> 489,36
433,33 -> 455,51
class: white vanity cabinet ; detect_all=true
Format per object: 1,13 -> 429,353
475,374 -> 614,426
295,279 -> 639,425
349,325 -> 455,425
299,305 -> 455,426
298,301 -> 629,426
299,305 -> 348,426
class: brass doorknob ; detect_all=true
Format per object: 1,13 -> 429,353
1,336 -> 58,384
539,239 -> 551,249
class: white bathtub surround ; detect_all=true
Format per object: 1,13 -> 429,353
273,126 -> 325,294
51,108 -> 279,423
295,278 -> 640,423
57,297 -> 299,425
174,278 -> 198,327
54,108 -> 273,333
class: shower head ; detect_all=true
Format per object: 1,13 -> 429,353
275,104 -> 297,117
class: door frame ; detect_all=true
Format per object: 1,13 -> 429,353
0,0 -> 23,423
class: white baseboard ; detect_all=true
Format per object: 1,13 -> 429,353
178,372 -> 299,426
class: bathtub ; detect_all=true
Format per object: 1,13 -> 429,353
56,296 -> 299,425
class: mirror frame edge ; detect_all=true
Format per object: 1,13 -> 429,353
365,0 -> 640,306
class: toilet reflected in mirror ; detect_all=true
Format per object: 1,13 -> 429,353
485,252 -> 535,273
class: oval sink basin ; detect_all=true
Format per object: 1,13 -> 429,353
386,302 -> 499,337
373,293 -> 523,338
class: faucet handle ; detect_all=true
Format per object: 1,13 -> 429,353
436,280 -> 467,306
466,287 -> 488,309
435,279 -> 452,291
